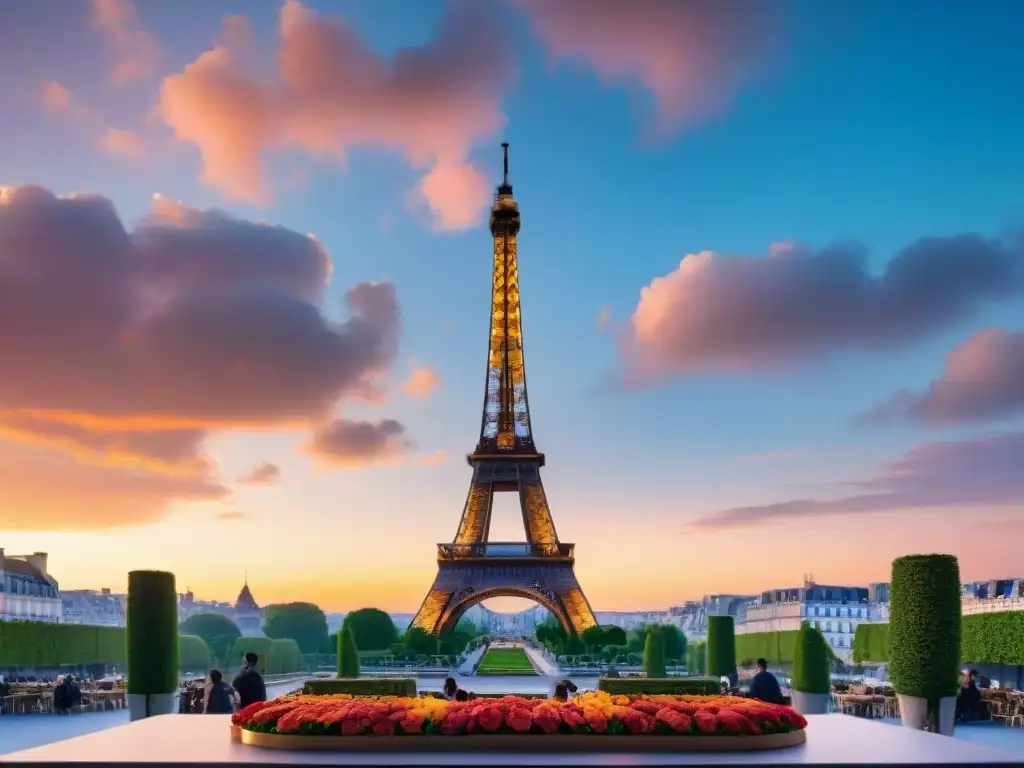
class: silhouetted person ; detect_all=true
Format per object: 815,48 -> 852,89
232,653 -> 266,709
956,669 -> 984,722
553,683 -> 569,702
204,669 -> 236,714
561,679 -> 578,696
748,659 -> 784,704
455,689 -> 469,702
442,677 -> 458,701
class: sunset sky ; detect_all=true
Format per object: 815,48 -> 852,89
1,0 -> 1023,614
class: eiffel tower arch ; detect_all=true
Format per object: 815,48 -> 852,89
411,145 -> 597,637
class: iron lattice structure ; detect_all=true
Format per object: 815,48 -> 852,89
411,145 -> 598,637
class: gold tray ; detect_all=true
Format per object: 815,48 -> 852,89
235,728 -> 806,752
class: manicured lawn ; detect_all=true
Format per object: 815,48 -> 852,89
476,647 -> 537,676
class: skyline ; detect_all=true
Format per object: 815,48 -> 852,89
1,0 -> 1023,613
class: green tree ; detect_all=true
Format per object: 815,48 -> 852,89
642,625 -> 667,677
535,620 -> 568,651
626,626 -> 648,653
178,634 -> 212,673
343,608 -> 399,651
602,625 -> 628,647
582,625 -> 607,651
337,626 -> 360,678
267,638 -> 305,675
179,613 -> 241,666
263,602 -> 329,654
563,635 -> 586,655
404,626 -> 438,656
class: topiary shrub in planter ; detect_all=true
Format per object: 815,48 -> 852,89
337,625 -> 360,678
127,571 -> 178,721
791,622 -> 831,714
642,625 -> 666,678
707,615 -> 737,686
890,554 -> 961,735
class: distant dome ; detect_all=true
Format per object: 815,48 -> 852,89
234,582 -> 260,612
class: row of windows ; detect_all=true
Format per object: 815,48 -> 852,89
808,619 -> 858,634
1,575 -> 59,598
802,604 -> 869,619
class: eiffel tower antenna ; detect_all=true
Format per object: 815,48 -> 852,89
410,143 -> 597,637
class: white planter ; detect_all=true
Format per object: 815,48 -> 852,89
790,690 -> 831,715
127,692 -> 178,722
896,694 -> 956,735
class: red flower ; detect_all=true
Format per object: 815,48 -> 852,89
476,706 -> 504,733
630,700 -> 662,716
655,707 -> 692,734
371,718 -> 396,736
399,714 -> 425,735
717,709 -> 760,735
441,711 -> 470,735
505,706 -> 533,734
693,710 -> 719,734
232,700 -> 268,725
560,705 -> 585,729
533,705 -> 563,735
340,719 -> 361,736
621,709 -> 656,735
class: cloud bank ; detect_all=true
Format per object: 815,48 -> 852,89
0,184 -> 405,528
622,235 -> 1024,381
865,328 -> 1024,426
158,0 -> 513,229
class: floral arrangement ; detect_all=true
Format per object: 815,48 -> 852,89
232,691 -> 807,737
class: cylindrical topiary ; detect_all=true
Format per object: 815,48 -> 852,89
337,625 -> 360,678
707,615 -> 737,685
126,570 -> 178,721
791,621 -> 832,714
642,625 -> 666,678
690,640 -> 707,676
890,554 -> 961,734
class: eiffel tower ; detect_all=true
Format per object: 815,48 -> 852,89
410,144 -> 598,637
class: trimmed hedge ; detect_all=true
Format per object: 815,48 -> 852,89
642,626 -> 667,678
707,615 -> 737,679
0,621 -> 126,667
853,611 -> 1024,667
127,570 -> 178,696
736,630 -> 800,666
303,677 -> 416,697
852,623 -> 890,664
792,623 -> 831,694
178,635 -> 212,672
889,554 -> 961,700
266,639 -> 304,675
229,637 -> 274,674
598,677 -> 720,695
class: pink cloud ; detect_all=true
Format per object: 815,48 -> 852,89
305,418 -> 414,467
239,461 -> 281,486
864,328 -> 1024,425
403,363 -> 440,399
39,82 -> 94,122
158,1 -> 512,228
417,450 -> 448,467
89,0 -> 163,85
216,510 -> 249,522
519,0 -> 778,137
96,127 -> 146,159
687,431 -> 1024,530
622,235 -> 1023,382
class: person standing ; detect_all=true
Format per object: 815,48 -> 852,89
747,658 -> 784,704
203,670 -> 237,714
231,653 -> 267,709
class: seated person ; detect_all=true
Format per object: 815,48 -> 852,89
747,659 -> 785,705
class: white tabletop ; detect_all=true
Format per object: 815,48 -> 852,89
2,714 -> 1017,766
